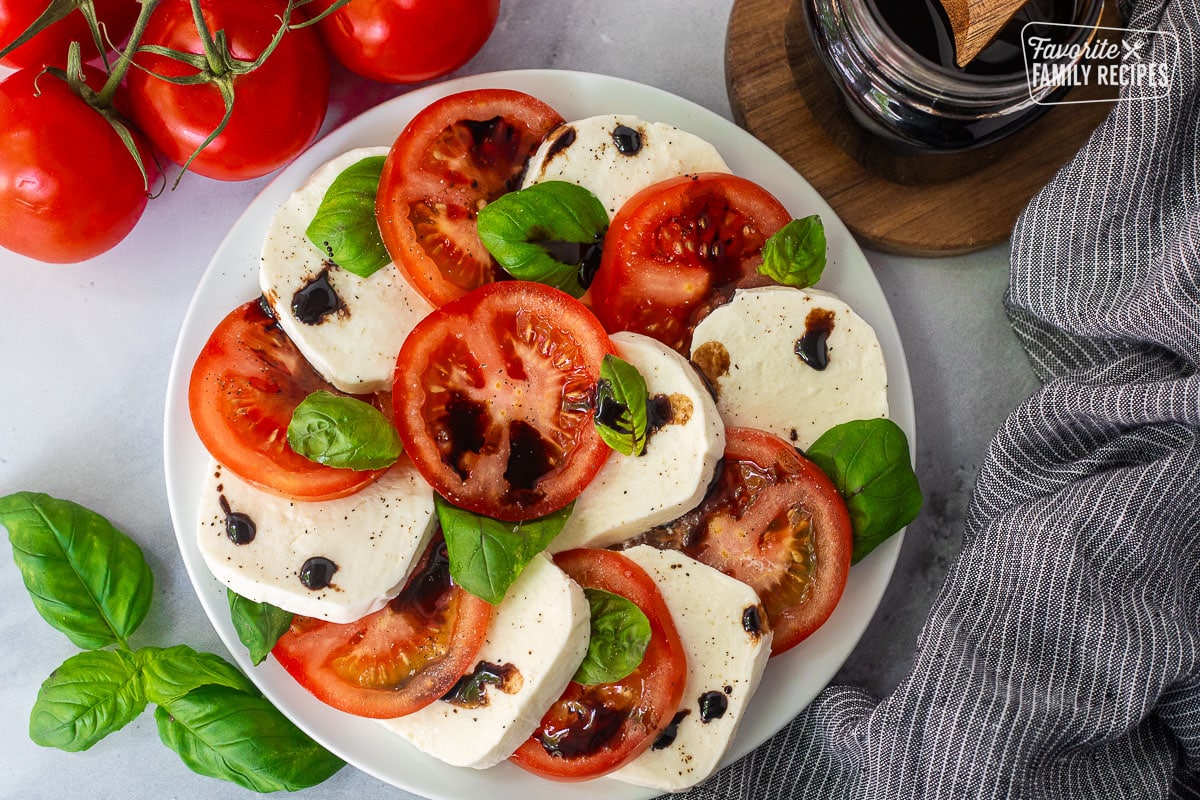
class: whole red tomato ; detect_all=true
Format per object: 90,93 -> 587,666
127,0 -> 329,181
310,0 -> 499,84
0,0 -> 139,69
0,67 -> 155,263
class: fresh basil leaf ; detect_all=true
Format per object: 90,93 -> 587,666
287,390 -> 402,471
227,590 -> 293,666
806,418 -> 922,563
29,649 -> 146,752
0,492 -> 153,650
594,354 -> 650,456
155,684 -> 344,792
477,181 -> 608,298
137,645 -> 258,705
758,215 -> 827,288
305,155 -> 390,278
436,496 -> 573,605
573,588 -> 651,685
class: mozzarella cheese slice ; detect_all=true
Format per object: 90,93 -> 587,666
612,546 -> 773,792
521,114 -> 730,218
379,553 -> 590,769
259,146 -> 434,394
548,331 -> 724,554
690,285 -> 889,449
196,457 -> 435,623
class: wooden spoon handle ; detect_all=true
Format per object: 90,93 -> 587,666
940,0 -> 1030,67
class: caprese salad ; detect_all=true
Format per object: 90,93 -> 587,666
186,86 -> 921,792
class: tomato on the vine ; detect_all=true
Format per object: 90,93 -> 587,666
127,0 -> 329,181
0,67 -> 154,263
308,0 -> 499,84
376,88 -> 563,307
510,548 -> 687,780
590,173 -> 791,353
273,537 -> 493,719
0,0 -> 138,69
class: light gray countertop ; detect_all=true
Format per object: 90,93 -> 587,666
0,1 -> 1041,798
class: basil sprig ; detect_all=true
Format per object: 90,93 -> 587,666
477,181 -> 608,298
435,495 -> 573,605
227,590 -> 293,666
758,215 -> 827,288
287,390 -> 402,471
806,418 -> 922,563
0,492 -> 343,791
305,155 -> 391,278
572,588 -> 651,685
594,354 -> 650,457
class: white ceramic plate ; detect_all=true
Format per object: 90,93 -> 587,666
163,69 -> 914,800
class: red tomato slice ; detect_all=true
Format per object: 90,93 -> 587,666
376,88 -> 563,307
647,427 -> 852,655
272,537 -> 492,719
509,548 -> 687,780
188,300 -> 383,501
392,281 -> 613,522
589,172 -> 791,353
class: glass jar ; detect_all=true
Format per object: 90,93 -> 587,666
788,0 -> 1104,184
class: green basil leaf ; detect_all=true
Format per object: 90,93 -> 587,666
806,418 -> 922,563
287,390 -> 402,470
477,181 -> 608,298
227,590 -> 293,666
304,155 -> 390,278
0,492 -> 153,649
436,496 -> 573,605
137,645 -> 258,705
155,684 -> 344,792
758,215 -> 827,288
572,588 -> 651,685
594,354 -> 650,456
29,649 -> 146,752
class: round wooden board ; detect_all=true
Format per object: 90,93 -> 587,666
725,0 -> 1120,256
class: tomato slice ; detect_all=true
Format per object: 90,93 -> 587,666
392,281 -> 614,522
510,548 -> 687,780
376,88 -> 564,307
271,537 -> 492,719
188,299 -> 383,501
641,427 -> 852,655
589,173 -> 791,353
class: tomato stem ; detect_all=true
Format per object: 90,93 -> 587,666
96,0 -> 162,106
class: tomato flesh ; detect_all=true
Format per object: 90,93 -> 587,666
376,89 -> 564,306
392,281 -> 613,522
272,537 -> 492,719
589,173 -> 791,353
188,300 -> 382,501
641,427 -> 852,655
510,548 -> 687,780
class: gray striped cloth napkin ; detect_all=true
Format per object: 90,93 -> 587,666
685,0 -> 1200,797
